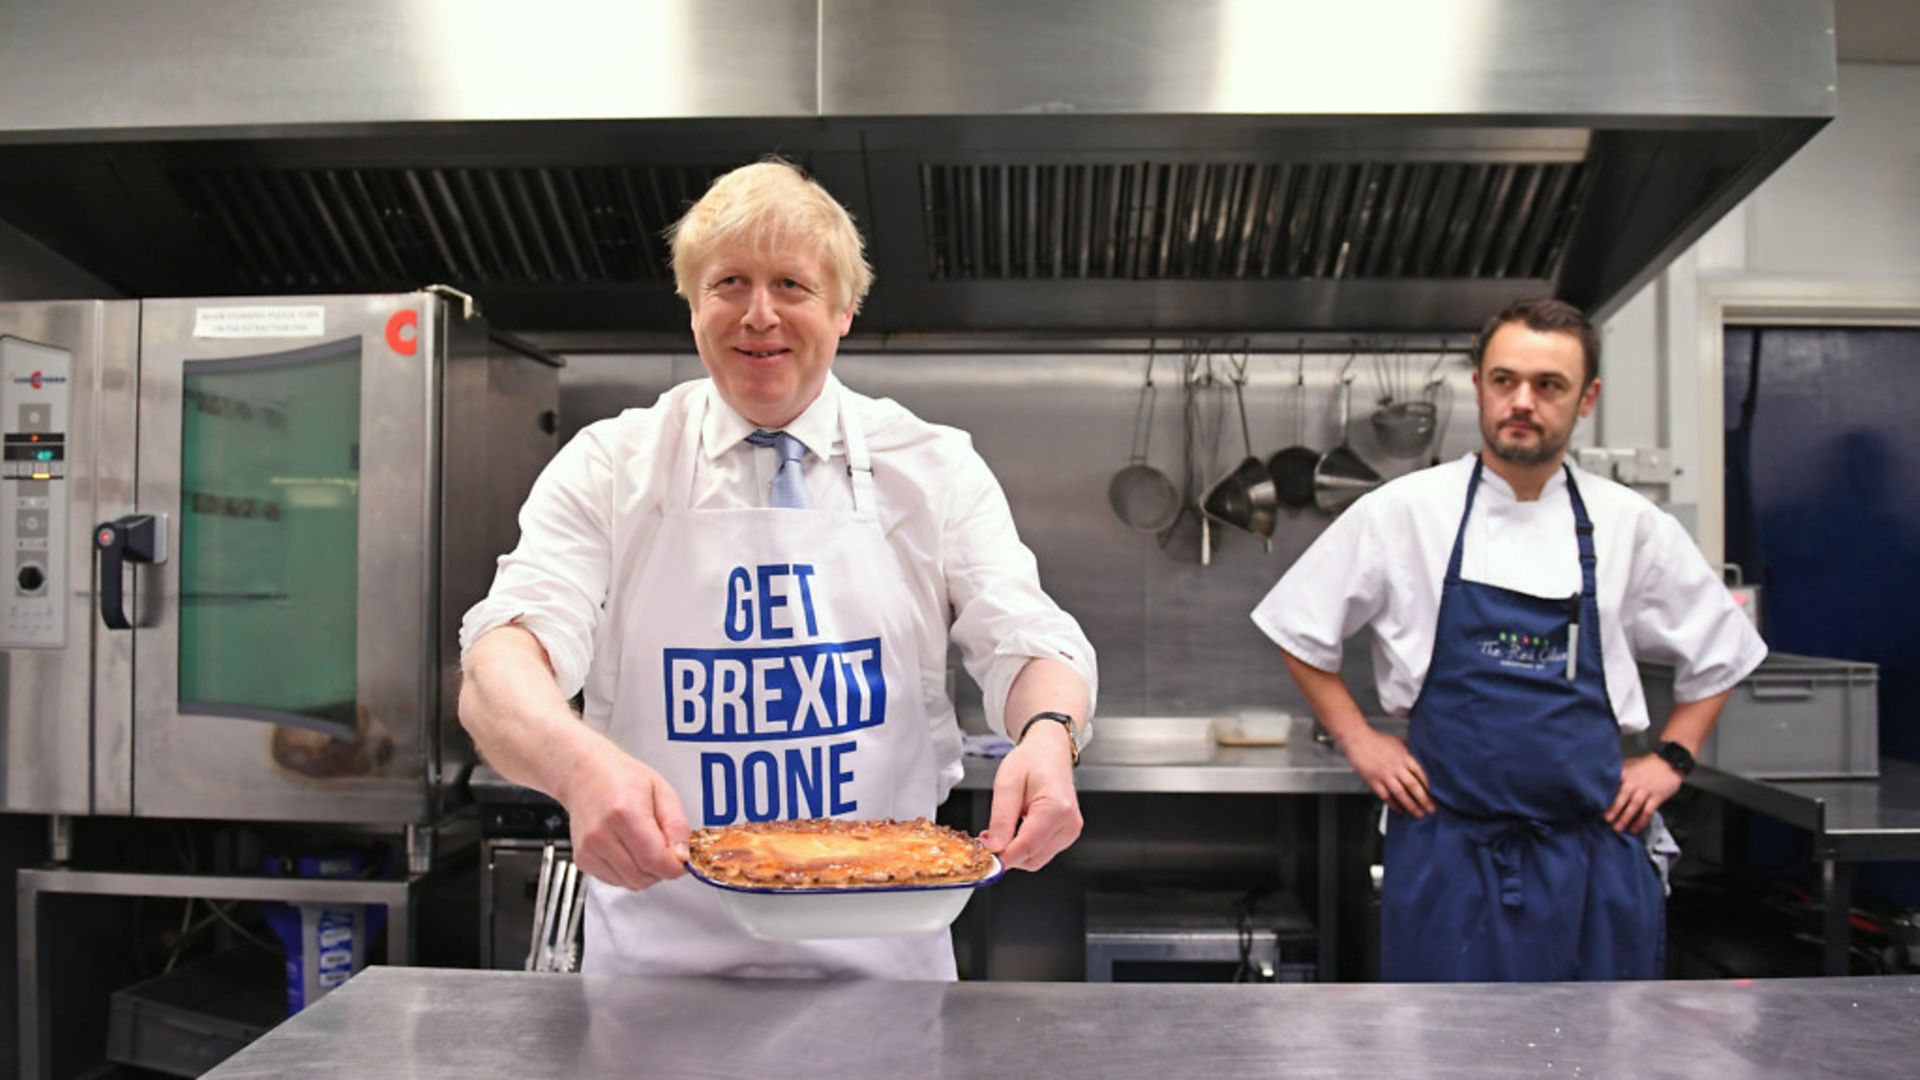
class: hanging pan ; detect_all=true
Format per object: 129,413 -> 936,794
1266,342 -> 1319,512
1203,351 -> 1279,547
1108,345 -> 1179,532
1313,356 -> 1383,514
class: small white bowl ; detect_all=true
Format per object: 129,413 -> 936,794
685,857 -> 1004,941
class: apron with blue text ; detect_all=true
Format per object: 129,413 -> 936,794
582,385 -> 954,979
1381,459 -> 1664,981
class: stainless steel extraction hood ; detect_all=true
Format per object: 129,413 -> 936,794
0,0 -> 1836,337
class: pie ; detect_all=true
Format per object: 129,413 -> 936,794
687,817 -> 996,889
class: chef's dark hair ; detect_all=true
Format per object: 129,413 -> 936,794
1472,299 -> 1600,385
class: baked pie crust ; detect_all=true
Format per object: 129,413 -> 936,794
687,817 -> 996,889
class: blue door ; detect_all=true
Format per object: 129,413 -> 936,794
1724,325 -> 1920,904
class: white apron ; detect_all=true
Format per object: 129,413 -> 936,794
582,385 -> 956,979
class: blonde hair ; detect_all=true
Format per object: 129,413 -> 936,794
667,158 -> 873,315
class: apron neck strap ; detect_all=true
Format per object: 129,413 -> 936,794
1446,457 -> 1598,597
1444,457 -> 1486,584
669,387 -> 708,510
840,394 -> 874,514
1564,463 -> 1597,599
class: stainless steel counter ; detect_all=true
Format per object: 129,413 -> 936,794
951,717 -> 1370,980
1688,759 -> 1920,861
1688,758 -> 1920,975
204,967 -> 1920,1079
954,720 -> 1369,794
472,720 -> 1376,981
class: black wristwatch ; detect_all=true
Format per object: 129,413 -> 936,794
1655,740 -> 1696,778
1018,711 -> 1081,767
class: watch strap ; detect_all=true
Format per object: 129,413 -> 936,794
1018,710 -> 1080,766
1656,740 -> 1696,777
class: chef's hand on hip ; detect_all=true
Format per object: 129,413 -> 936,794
1606,755 -> 1682,834
1340,728 -> 1435,818
562,752 -> 691,891
982,723 -> 1083,872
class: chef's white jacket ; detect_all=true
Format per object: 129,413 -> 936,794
1251,453 -> 1766,733
461,374 -> 1097,791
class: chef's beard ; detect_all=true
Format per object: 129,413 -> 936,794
1484,419 -> 1570,466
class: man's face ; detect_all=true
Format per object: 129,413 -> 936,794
689,242 -> 852,428
1473,323 -> 1600,468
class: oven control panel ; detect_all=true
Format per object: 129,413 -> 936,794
0,336 -> 70,648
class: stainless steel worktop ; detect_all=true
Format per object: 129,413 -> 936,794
1687,758 -> 1920,975
956,716 -> 1371,794
468,718 -> 1375,799
204,967 -> 1920,1079
1689,759 -> 1920,861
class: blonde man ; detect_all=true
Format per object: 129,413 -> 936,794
459,159 -> 1095,979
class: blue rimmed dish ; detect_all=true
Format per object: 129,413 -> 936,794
684,856 -> 1005,941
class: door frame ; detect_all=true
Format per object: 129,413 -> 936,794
1695,277 -> 1920,568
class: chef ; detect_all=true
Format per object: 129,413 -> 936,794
459,159 -> 1096,979
1252,299 -> 1765,981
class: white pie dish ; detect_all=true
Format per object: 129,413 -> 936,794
685,856 -> 1005,941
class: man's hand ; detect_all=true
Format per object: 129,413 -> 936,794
1340,727 -> 1435,818
559,751 -> 692,891
1606,754 -> 1684,834
981,721 -> 1083,872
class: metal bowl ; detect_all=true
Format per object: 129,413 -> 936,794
1370,401 -> 1438,459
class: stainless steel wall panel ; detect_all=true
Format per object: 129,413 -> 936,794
0,0 -> 818,136
562,349 -> 1481,719
824,0 -> 1835,119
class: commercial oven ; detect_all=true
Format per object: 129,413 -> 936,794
0,290 -> 559,838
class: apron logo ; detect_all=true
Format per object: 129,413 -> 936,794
1475,630 -> 1569,672
668,562 -> 887,826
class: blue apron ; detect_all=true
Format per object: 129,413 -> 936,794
1380,459 -> 1663,982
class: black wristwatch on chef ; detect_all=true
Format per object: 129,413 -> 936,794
1655,740 -> 1695,778
1018,711 -> 1083,766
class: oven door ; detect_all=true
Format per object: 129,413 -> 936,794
128,294 -> 437,823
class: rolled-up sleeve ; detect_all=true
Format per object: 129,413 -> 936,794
1625,512 -> 1767,702
941,441 -> 1098,738
1250,499 -> 1389,672
458,425 -> 615,698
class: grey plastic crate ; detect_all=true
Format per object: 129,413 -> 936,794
1637,653 -> 1878,779
106,946 -> 286,1077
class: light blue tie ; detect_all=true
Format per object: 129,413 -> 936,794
745,429 -> 810,509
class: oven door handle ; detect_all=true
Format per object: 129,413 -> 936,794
94,513 -> 167,630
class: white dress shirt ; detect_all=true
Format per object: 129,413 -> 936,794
461,374 -> 1097,779
1251,453 -> 1766,733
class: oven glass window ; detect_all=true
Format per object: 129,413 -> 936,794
178,338 -> 360,737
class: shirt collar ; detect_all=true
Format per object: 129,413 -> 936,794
702,374 -> 842,462
1471,451 -> 1570,503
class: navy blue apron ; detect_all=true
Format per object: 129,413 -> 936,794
1380,459 -> 1663,982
